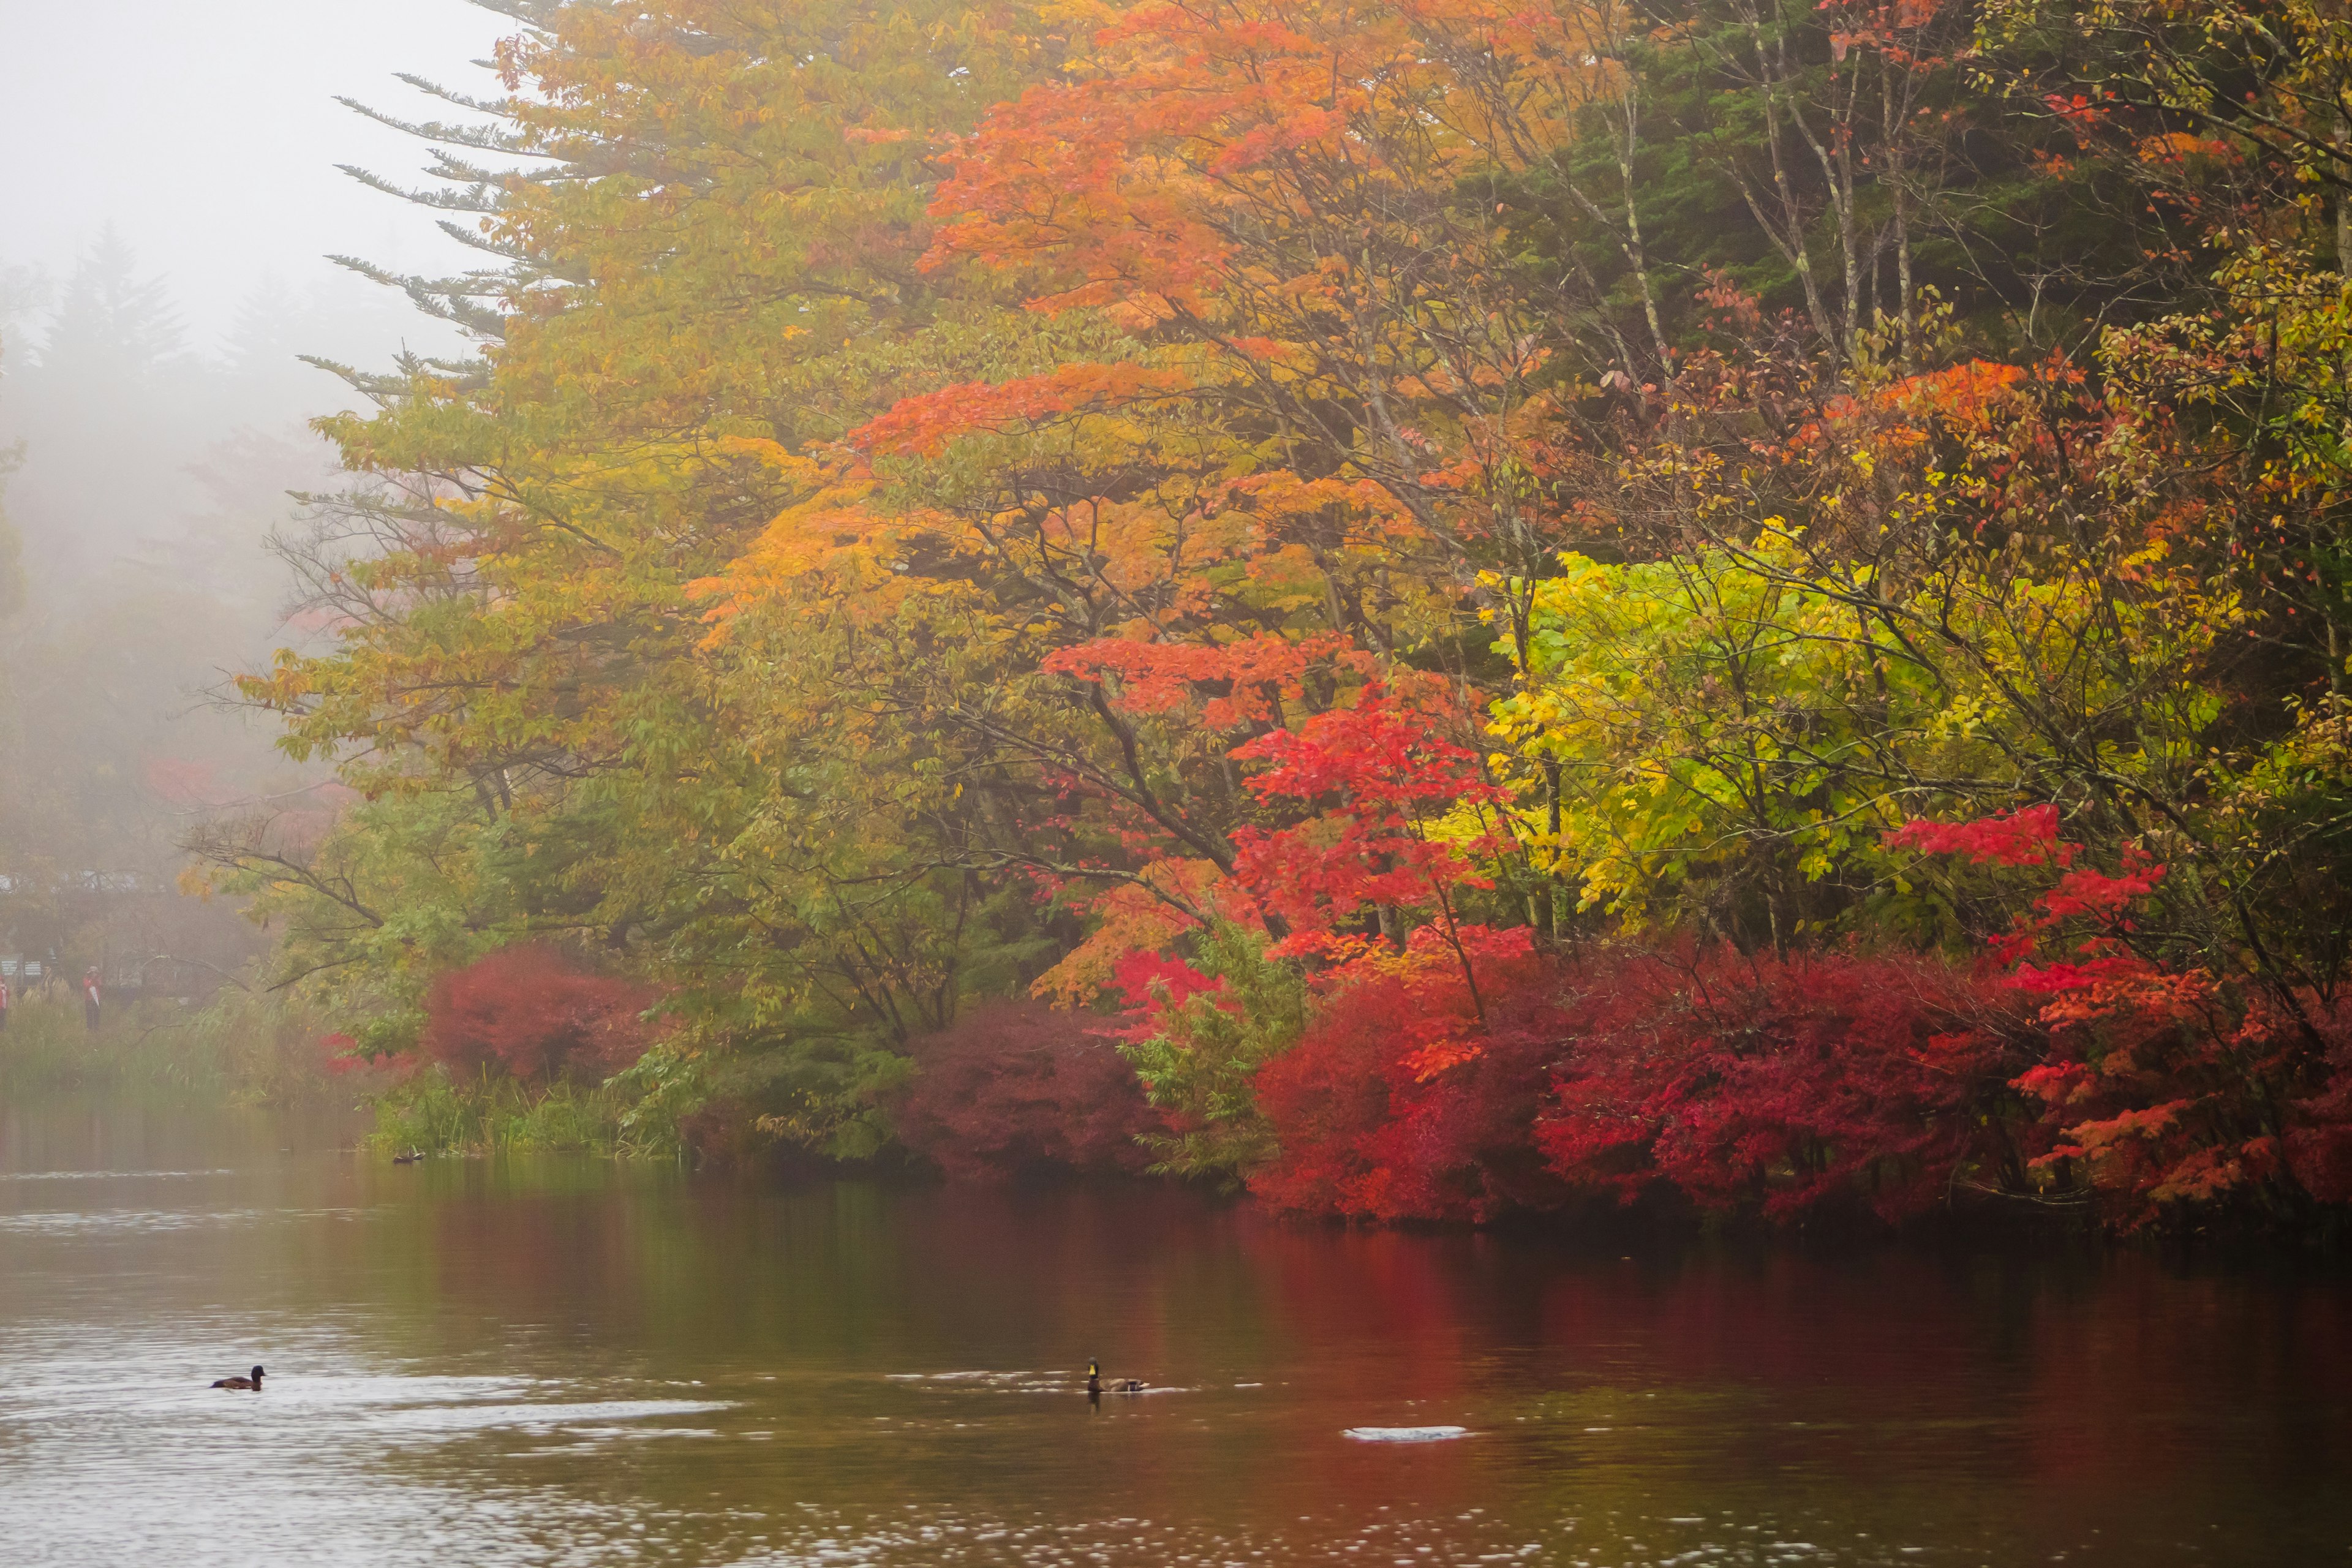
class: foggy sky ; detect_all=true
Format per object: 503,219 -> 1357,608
0,0 -> 540,908
0,0 -> 511,352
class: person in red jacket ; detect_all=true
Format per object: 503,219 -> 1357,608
83,967 -> 101,1032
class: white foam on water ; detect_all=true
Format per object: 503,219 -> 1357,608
1342,1425 -> 1470,1443
0,1169 -> 237,1182
360,1397 -> 736,1436
0,1207 -> 361,1235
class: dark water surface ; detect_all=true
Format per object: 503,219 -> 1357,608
2,1102 -> 2348,1567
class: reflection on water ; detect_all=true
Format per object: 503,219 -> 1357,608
1,1099 -> 2348,1567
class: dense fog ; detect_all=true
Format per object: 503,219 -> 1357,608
0,0 -> 500,997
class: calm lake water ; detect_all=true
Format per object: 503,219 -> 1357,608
1,1101 -> 2348,1567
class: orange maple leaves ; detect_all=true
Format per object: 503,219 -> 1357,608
849,363 -> 1194,456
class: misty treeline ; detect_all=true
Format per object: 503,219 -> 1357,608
179,0 -> 2352,1233
0,232 -> 431,1001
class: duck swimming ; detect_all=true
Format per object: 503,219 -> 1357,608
1085,1359 -> 1145,1395
211,1365 -> 265,1390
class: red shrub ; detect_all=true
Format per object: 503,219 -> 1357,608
421,946 -> 655,1082
2284,1008 -> 2352,1205
1250,928 -> 1572,1223
1251,941 -> 2028,1227
1991,963 -> 2352,1221
1537,949 -> 2029,1224
890,1000 -> 1166,1180
1888,809 -> 2352,1226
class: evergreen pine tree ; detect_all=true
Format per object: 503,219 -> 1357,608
36,224 -> 185,382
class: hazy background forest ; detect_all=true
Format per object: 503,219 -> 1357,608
0,0 -> 493,1006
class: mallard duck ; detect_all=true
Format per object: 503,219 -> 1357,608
1085,1359 -> 1145,1395
391,1150 -> 422,1165
211,1365 -> 265,1390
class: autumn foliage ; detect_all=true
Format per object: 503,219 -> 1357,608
1248,934 -> 1569,1222
889,1001 -> 1166,1180
1888,810 -> 2352,1225
1535,949 -> 2026,1225
1245,944 -> 2026,1226
220,0 -> 2352,1234
421,947 -> 655,1084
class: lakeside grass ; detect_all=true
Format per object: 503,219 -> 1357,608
0,990 -> 360,1106
364,1069 -> 676,1159
0,990 -> 687,1161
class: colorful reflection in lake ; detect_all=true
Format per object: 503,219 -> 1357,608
1,1100 -> 2346,1566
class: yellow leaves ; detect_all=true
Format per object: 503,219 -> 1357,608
690,478 -> 967,642
1240,541 -> 1331,614
1034,0 -> 1120,32
712,435 -> 825,484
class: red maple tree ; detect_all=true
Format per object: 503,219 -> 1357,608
421,946 -> 655,1082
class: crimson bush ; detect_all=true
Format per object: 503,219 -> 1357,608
420,946 -> 655,1082
1248,942 -> 2028,1226
1248,932 -> 1570,1222
891,1000 -> 1165,1180
1536,949 -> 2028,1224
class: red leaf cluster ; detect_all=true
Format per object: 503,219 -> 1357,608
890,1000 -> 1167,1180
1044,631 -> 1365,729
2283,1026 -> 2352,1205
421,946 -> 655,1082
1250,943 -> 2026,1226
1536,950 -> 2025,1224
1883,804 -> 2071,867
1249,927 -> 1563,1221
1889,811 -> 2352,1224
1227,681 -> 1511,971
